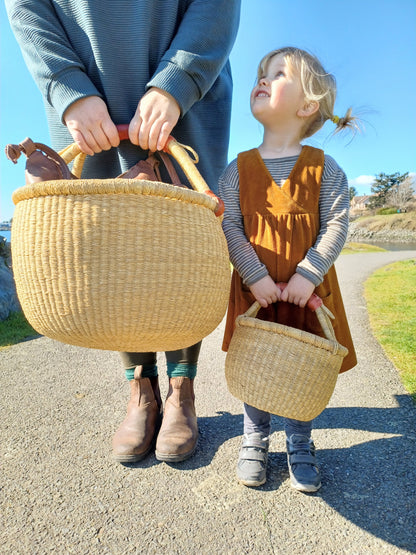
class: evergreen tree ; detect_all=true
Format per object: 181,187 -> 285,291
349,186 -> 358,201
369,172 -> 409,208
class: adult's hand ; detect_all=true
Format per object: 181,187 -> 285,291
129,87 -> 180,152
63,96 -> 120,156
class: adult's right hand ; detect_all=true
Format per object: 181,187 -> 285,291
63,96 -> 120,156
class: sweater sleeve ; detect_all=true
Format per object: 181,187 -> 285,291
296,155 -> 350,285
5,0 -> 101,121
219,160 -> 269,286
147,0 -> 241,116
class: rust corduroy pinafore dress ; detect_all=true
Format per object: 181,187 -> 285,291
222,146 -> 357,373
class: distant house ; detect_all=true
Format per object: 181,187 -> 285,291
0,221 -> 12,231
350,195 -> 372,213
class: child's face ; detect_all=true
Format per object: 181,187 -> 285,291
250,54 -> 306,126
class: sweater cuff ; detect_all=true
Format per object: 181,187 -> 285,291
48,68 -> 102,122
244,266 -> 269,288
147,60 -> 200,116
295,266 -> 323,287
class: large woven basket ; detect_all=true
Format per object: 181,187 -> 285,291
225,295 -> 348,421
11,132 -> 231,352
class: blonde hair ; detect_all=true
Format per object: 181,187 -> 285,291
257,47 -> 360,139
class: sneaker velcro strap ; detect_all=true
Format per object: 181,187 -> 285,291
239,447 -> 267,462
287,441 -> 315,454
241,437 -> 268,450
288,452 -> 317,466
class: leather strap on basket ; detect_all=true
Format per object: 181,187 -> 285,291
5,138 -> 76,184
117,150 -> 184,186
5,128 -> 224,216
58,139 -> 183,186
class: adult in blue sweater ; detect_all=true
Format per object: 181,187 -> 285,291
6,0 -> 241,463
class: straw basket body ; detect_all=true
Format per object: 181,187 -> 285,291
225,303 -> 348,421
12,178 -> 230,351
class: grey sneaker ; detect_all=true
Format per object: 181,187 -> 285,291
237,432 -> 269,487
286,434 -> 321,493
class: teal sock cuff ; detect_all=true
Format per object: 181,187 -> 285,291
125,367 -> 135,381
125,364 -> 158,381
167,362 -> 197,379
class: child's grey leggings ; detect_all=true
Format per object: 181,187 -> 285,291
244,403 -> 313,438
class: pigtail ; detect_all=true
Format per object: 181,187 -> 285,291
331,107 -> 361,136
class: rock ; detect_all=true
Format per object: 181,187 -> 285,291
0,236 -> 21,321
348,221 -> 416,243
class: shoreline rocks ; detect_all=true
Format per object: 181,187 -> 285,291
347,221 -> 416,244
0,236 -> 21,321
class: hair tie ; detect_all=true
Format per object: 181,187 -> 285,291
331,115 -> 340,124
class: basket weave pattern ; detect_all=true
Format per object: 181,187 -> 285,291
12,178 -> 230,351
225,306 -> 348,421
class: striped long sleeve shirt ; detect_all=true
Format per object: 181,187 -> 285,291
219,152 -> 350,287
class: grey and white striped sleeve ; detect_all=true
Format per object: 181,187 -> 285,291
218,154 -> 350,288
296,155 -> 350,285
218,160 -> 268,286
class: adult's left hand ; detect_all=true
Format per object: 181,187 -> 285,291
129,87 -> 181,152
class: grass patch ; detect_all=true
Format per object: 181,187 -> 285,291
0,311 -> 39,349
341,242 -> 386,255
364,259 -> 416,403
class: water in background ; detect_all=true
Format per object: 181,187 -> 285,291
1,229 -> 415,251
368,241 -> 416,251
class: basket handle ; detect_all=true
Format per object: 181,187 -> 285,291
59,125 -> 224,217
244,282 -> 337,342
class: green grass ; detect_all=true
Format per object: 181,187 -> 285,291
341,242 -> 386,255
364,259 -> 416,403
0,311 -> 39,349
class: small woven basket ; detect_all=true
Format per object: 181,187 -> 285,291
225,297 -> 348,421
11,132 -> 231,352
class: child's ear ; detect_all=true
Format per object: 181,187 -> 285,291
297,100 -> 319,118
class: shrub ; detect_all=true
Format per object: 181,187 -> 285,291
376,207 -> 399,215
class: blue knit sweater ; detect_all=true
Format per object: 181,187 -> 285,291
6,0 -> 241,192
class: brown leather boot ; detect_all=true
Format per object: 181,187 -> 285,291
112,367 -> 162,463
155,377 -> 198,462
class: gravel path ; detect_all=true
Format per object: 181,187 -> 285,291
1,250 -> 415,554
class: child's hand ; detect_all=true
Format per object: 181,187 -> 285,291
249,275 -> 281,308
129,87 -> 181,152
63,96 -> 120,155
279,273 -> 315,308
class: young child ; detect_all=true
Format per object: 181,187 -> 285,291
219,47 -> 358,493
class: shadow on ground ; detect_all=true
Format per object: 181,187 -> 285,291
125,394 -> 416,552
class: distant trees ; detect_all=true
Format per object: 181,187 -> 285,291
368,172 -> 413,210
349,186 -> 358,201
387,175 -> 415,211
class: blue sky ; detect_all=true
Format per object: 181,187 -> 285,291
1,0 -> 415,221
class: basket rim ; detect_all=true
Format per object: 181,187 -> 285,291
235,314 -> 348,356
12,178 -> 218,211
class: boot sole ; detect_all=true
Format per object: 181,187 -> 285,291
155,441 -> 197,463
113,443 -> 154,463
112,412 -> 162,464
